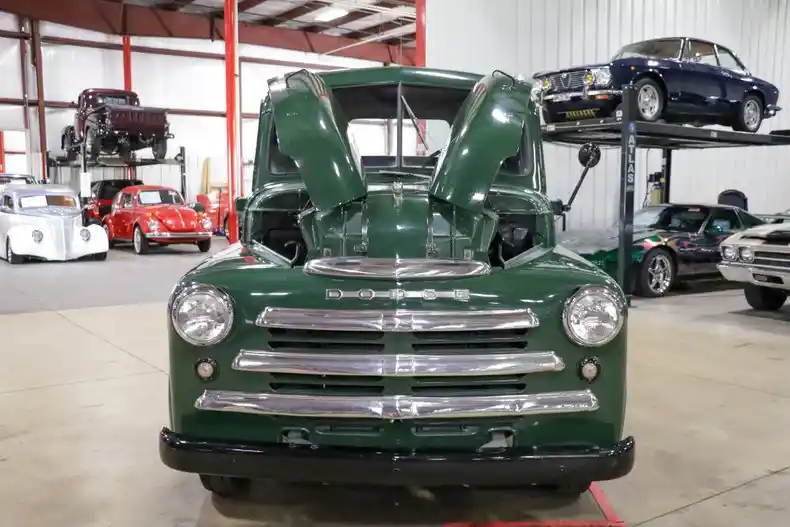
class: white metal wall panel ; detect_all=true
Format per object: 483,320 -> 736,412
428,0 -> 790,227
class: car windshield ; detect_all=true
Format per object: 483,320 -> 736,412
630,205 -> 710,231
19,194 -> 78,209
137,189 -> 184,205
98,95 -> 128,105
0,175 -> 35,184
613,39 -> 681,60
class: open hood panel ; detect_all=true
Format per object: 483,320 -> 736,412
268,70 -> 366,211
429,72 -> 530,213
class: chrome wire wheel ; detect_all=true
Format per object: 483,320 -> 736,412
743,99 -> 761,130
637,84 -> 661,120
647,253 -> 673,295
133,227 -> 142,253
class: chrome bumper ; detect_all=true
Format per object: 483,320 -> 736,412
147,231 -> 211,239
540,88 -> 622,103
718,262 -> 790,290
232,349 -> 564,377
194,389 -> 599,419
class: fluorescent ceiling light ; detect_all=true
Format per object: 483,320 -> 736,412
313,8 -> 349,22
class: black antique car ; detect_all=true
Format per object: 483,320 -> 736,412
559,203 -> 766,297
532,37 -> 781,132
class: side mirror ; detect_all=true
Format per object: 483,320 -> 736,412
577,142 -> 601,168
235,197 -> 248,214
550,199 -> 567,216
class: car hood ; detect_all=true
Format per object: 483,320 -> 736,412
558,226 -> 667,256
533,63 -> 612,78
142,205 -> 199,229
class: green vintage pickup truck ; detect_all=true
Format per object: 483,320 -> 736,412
159,67 -> 634,498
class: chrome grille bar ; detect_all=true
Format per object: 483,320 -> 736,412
303,257 -> 491,279
233,350 -> 564,377
195,389 -> 599,419
255,307 -> 539,332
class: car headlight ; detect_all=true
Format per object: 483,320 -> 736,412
739,247 -> 755,262
32,230 -> 43,243
583,71 -> 595,86
147,219 -> 160,232
80,228 -> 90,241
562,285 -> 625,347
541,77 -> 552,90
592,68 -> 612,87
201,217 -> 212,230
721,245 -> 738,260
170,284 -> 234,347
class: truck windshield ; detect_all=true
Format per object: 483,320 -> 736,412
269,83 -> 531,176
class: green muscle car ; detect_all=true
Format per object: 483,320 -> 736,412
559,203 -> 766,297
159,67 -> 635,498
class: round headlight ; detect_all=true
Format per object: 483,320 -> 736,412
201,217 -> 212,230
542,77 -> 552,90
563,285 -> 625,347
32,230 -> 43,243
147,219 -> 160,232
170,284 -> 234,346
80,228 -> 91,241
739,247 -> 755,262
593,68 -> 612,86
583,71 -> 595,86
721,245 -> 738,260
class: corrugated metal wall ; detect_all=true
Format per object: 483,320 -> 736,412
427,0 -> 790,229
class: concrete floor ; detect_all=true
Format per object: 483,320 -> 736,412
2,239 -> 790,526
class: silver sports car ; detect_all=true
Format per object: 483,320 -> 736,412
0,184 -> 109,263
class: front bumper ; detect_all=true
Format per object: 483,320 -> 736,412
159,428 -> 635,486
147,231 -> 211,240
718,262 -> 790,290
538,89 -> 622,121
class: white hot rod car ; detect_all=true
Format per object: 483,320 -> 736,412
0,184 -> 109,263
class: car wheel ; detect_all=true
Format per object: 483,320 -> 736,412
733,95 -> 763,133
633,77 -> 664,122
197,238 -> 212,253
103,224 -> 116,249
744,284 -> 787,311
85,127 -> 100,161
199,475 -> 251,499
93,252 -> 108,261
5,237 -> 22,264
635,248 -> 675,297
152,138 -> 168,161
133,225 -> 149,255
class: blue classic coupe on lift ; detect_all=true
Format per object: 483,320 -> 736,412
532,37 -> 781,133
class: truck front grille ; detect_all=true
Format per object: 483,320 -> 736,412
754,250 -> 790,269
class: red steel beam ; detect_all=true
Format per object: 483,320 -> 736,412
224,0 -> 241,243
415,0 -> 424,66
0,0 -> 415,64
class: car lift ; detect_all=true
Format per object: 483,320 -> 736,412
542,85 -> 790,298
46,145 -> 188,201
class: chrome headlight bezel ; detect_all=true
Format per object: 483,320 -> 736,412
169,283 -> 234,347
562,285 -> 625,347
147,218 -> 161,232
32,230 -> 43,243
739,246 -> 755,262
721,245 -> 738,260
201,216 -> 213,230
591,67 -> 612,87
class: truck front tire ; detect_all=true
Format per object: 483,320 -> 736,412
744,284 -> 787,311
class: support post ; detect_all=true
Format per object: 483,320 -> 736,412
0,132 -> 5,173
31,20 -> 48,183
17,17 -> 32,176
224,0 -> 241,244
415,0 -> 425,67
395,82 -> 404,168
617,86 -> 637,301
179,146 -> 186,198
660,148 -> 672,203
122,34 -> 134,180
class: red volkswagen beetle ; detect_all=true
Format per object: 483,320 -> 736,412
102,185 -> 213,255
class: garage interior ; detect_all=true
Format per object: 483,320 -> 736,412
2,1 -> 790,527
